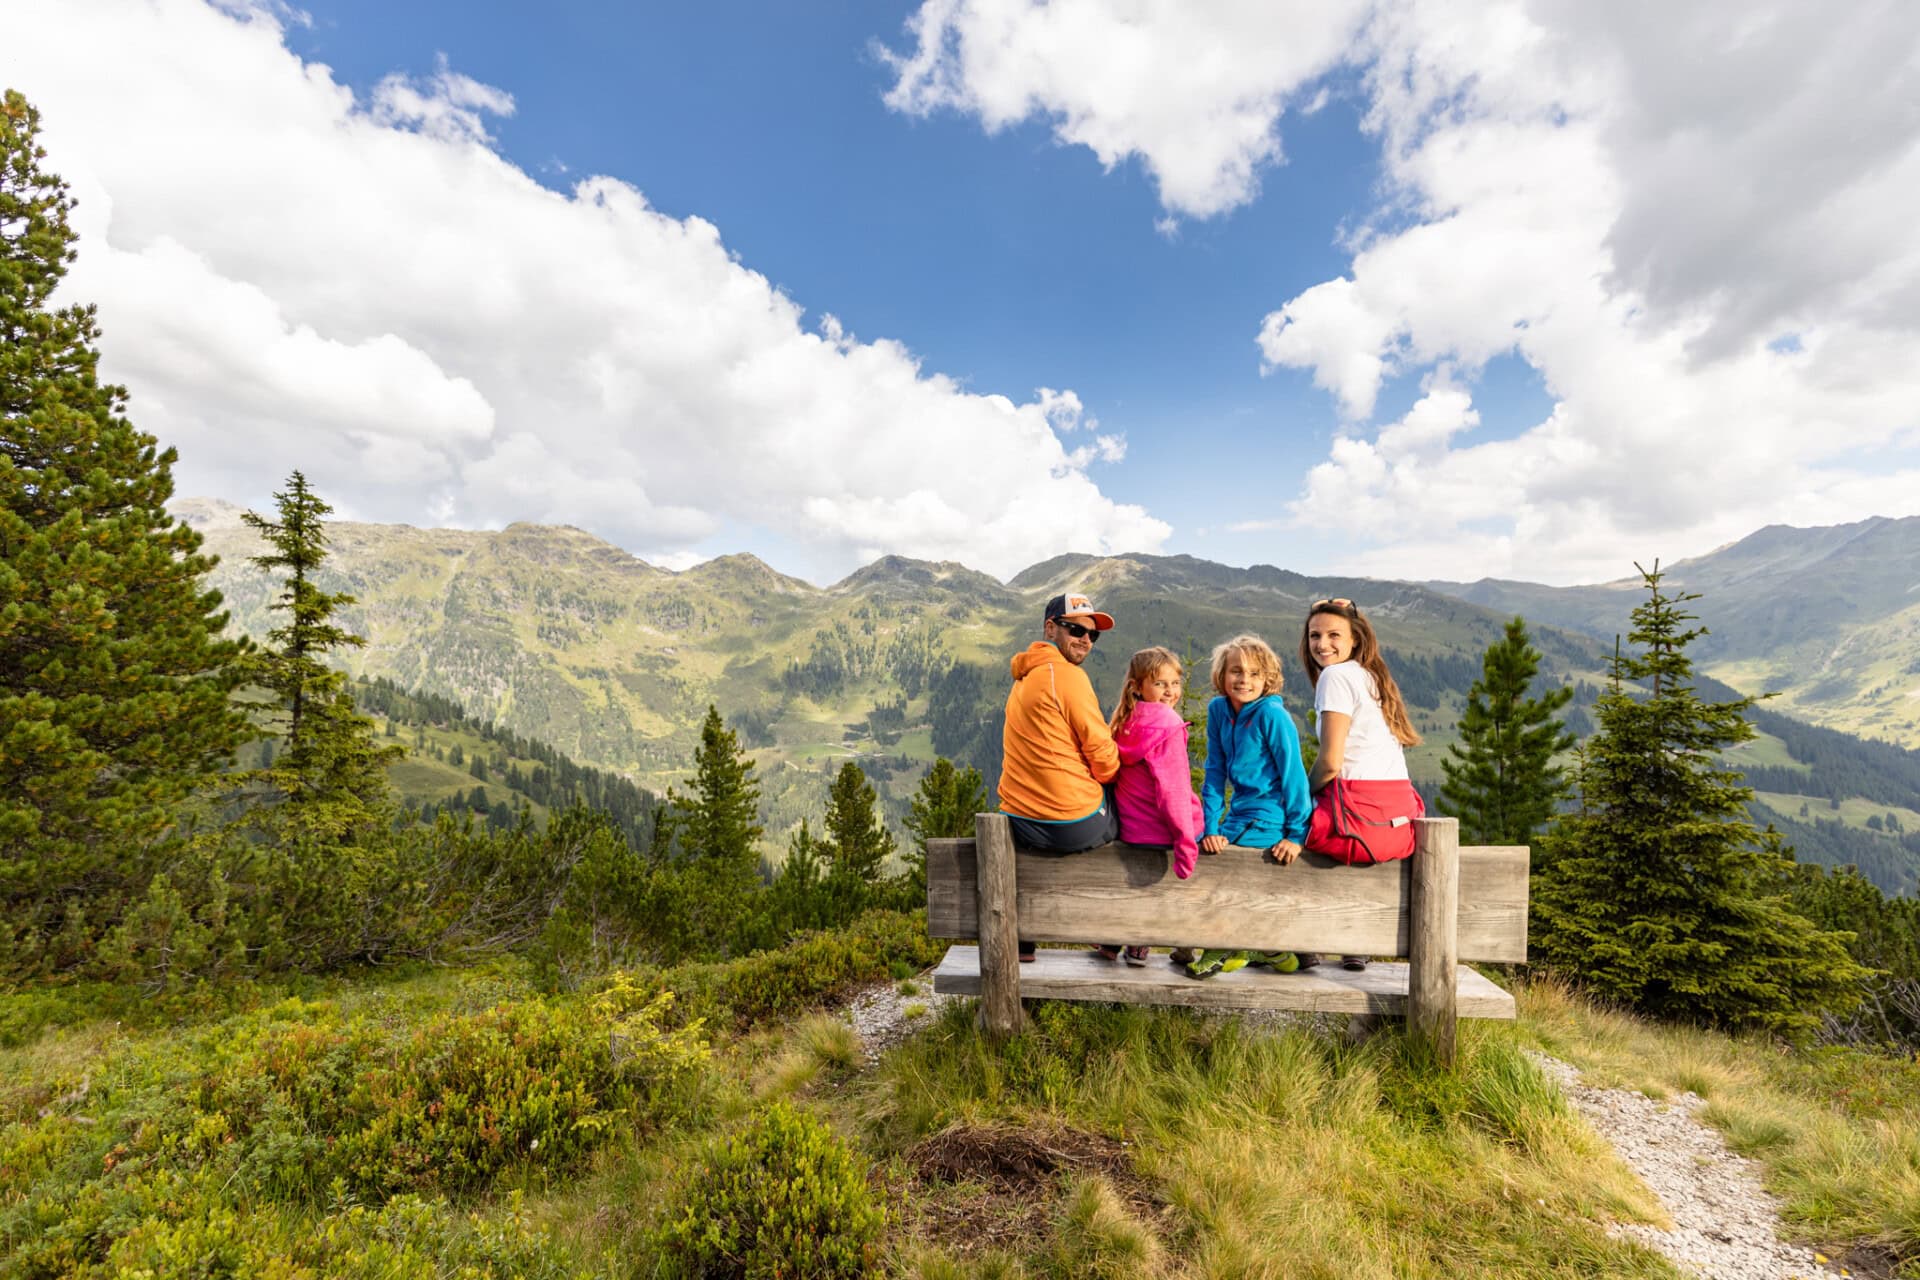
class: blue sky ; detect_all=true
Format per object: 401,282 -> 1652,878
278,0 -> 1411,572
9,0 -> 1918,584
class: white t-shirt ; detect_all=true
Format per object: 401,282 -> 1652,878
1313,661 -> 1410,781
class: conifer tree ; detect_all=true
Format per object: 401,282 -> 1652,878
824,760 -> 896,885
1530,565 -> 1865,1036
0,91 -> 249,972
658,705 -> 763,948
1436,617 -> 1574,844
901,756 -> 988,899
239,472 -> 398,839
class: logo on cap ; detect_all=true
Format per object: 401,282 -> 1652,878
1044,592 -> 1115,630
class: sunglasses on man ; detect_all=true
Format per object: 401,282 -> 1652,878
1052,618 -> 1101,641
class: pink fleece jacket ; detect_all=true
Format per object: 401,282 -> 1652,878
1112,700 -> 1203,878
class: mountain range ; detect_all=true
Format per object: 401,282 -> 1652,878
176,499 -> 1920,892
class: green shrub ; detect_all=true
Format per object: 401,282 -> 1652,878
655,1100 -> 884,1279
0,978 -> 707,1273
650,909 -> 945,1030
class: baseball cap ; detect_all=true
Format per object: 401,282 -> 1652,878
1044,592 -> 1115,631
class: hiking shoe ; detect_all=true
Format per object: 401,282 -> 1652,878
1091,944 -> 1123,962
1184,951 -> 1226,979
1218,951 -> 1250,974
1295,952 -> 1323,971
1168,947 -> 1198,967
1341,955 -> 1369,971
1254,951 -> 1300,973
1123,946 -> 1150,967
1019,942 -> 1036,963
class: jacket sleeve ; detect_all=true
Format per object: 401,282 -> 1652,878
1269,708 -> 1314,843
1201,703 -> 1226,838
1064,668 -> 1121,783
1147,723 -> 1200,878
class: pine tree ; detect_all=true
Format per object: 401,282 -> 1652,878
239,472 -> 398,839
0,91 -> 249,973
1436,617 -> 1575,844
901,756 -> 987,900
824,761 -> 896,885
658,705 -> 764,948
1530,565 -> 1866,1036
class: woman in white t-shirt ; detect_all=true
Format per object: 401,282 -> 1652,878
1297,597 -> 1425,970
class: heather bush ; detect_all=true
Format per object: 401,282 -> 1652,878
655,1099 -> 884,1279
0,975 -> 707,1273
647,908 -> 945,1030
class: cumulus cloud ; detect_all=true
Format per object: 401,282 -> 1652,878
890,0 -> 1920,580
8,0 -> 1166,579
879,0 -> 1369,220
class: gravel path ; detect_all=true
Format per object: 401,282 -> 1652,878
840,981 -> 1848,1278
1530,1053 -> 1848,1280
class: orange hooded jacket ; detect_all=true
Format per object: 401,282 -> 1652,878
999,641 -> 1120,821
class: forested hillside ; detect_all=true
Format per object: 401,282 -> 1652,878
1431,517 -> 1920,746
182,499 -> 1920,892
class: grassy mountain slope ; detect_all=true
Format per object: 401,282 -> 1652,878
1431,515 -> 1920,745
183,499 -> 1920,891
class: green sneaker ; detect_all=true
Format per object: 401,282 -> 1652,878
1218,951 -> 1250,973
1184,949 -> 1228,979
1254,951 -> 1300,973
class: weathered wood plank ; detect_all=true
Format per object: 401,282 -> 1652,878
1408,816 -> 1461,1065
973,813 -> 1024,1038
931,946 -> 1516,1019
926,838 -> 1529,963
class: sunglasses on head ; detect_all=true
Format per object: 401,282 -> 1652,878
1053,618 -> 1101,641
1311,597 -> 1357,615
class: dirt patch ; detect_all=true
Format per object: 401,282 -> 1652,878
896,1122 -> 1169,1259
911,1122 -> 1139,1188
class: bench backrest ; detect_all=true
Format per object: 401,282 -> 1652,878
926,837 -> 1529,963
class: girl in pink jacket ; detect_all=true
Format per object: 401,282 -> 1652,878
1099,647 -> 1203,966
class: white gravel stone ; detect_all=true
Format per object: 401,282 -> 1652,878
843,971 -> 963,1062
1530,1052 -> 1848,1280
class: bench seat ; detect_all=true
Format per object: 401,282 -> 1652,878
932,945 -> 1517,1019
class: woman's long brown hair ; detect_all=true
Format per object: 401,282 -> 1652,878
1298,602 -> 1422,747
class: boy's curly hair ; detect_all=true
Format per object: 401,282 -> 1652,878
1209,634 -> 1284,700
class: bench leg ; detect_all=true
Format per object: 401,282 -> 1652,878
974,813 -> 1025,1039
1408,816 -> 1460,1066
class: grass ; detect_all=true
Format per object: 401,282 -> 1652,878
864,1001 -> 1675,1278
10,946 -> 1920,1279
1755,790 -> 1920,835
1517,976 -> 1920,1274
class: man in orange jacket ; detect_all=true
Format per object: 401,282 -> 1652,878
1001,593 -> 1123,962
1000,592 -> 1122,852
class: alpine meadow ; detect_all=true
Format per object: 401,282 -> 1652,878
9,7 -> 1920,1276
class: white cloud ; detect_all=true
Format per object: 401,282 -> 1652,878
879,0 -> 1369,220
890,0 -> 1920,581
8,0 -> 1167,580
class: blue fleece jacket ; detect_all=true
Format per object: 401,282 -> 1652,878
1202,694 -> 1312,846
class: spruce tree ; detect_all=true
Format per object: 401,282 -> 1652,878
239,472 -> 398,839
658,705 -> 763,948
1436,617 -> 1574,844
0,91 -> 248,972
824,760 -> 896,885
1530,565 -> 1865,1036
902,756 -> 988,900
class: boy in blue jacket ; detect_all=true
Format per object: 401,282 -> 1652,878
1189,634 -> 1313,978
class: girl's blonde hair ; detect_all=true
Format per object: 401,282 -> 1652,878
1209,634 -> 1284,701
1298,600 -> 1422,746
1110,646 -> 1184,734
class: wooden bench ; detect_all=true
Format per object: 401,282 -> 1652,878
926,813 -> 1528,1064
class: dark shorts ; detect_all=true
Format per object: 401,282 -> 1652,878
1004,791 -> 1120,853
